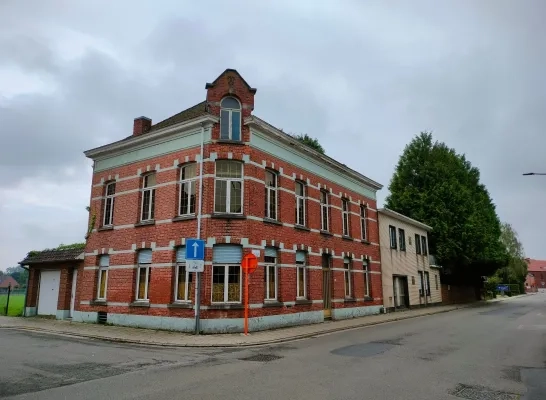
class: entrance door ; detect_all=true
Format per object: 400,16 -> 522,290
70,269 -> 78,318
393,276 -> 408,308
322,255 -> 332,318
38,270 -> 61,316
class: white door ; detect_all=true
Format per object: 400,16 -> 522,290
70,269 -> 78,318
38,270 -> 61,316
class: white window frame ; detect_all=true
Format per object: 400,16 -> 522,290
360,205 -> 367,240
220,97 -> 242,141
214,161 -> 244,214
363,260 -> 372,298
136,264 -> 151,301
418,271 -> 425,297
174,263 -> 191,302
97,257 -> 109,300
296,254 -> 307,299
179,164 -> 197,216
264,255 -> 278,301
140,173 -> 156,222
264,170 -> 278,220
389,225 -> 397,249
103,182 -> 115,226
342,199 -> 350,236
399,228 -> 406,251
320,191 -> 330,231
421,236 -> 428,255
211,264 -> 242,303
344,259 -> 352,298
295,182 -> 306,226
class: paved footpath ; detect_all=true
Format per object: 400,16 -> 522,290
0,297 -> 520,348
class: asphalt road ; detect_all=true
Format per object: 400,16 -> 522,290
1,294 -> 545,400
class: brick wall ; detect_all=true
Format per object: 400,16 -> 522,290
441,284 -> 479,305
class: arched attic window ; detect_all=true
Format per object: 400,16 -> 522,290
220,97 -> 241,141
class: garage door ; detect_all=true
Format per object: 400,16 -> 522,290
38,270 -> 61,316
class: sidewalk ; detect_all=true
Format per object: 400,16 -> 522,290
0,301 -> 497,348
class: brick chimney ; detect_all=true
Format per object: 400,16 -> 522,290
133,116 -> 152,136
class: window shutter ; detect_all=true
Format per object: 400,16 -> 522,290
176,246 -> 186,263
138,249 -> 152,264
213,245 -> 242,264
99,255 -> 110,267
296,251 -> 306,263
264,247 -> 277,258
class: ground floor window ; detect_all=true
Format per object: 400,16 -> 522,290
264,247 -> 278,301
97,255 -> 109,300
344,257 -> 352,298
136,249 -> 152,301
212,265 -> 241,303
175,264 -> 192,302
296,251 -> 307,299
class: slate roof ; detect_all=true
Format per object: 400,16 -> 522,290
149,101 -> 209,132
526,258 -> 546,273
0,276 -> 19,288
19,246 -> 85,266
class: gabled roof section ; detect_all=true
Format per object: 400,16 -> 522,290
0,276 -> 19,288
19,245 -> 85,266
150,101 -> 209,132
378,208 -> 433,231
526,258 -> 546,272
205,68 -> 257,94
246,115 -> 383,191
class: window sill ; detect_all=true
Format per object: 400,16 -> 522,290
361,240 -> 371,245
129,301 -> 150,308
342,235 -> 353,241
91,300 -> 107,305
135,220 -> 155,227
263,301 -> 283,308
168,302 -> 193,309
211,214 -> 246,220
364,296 -> 374,302
98,226 -> 114,232
344,298 -> 357,303
263,218 -> 282,226
320,230 -> 333,237
217,139 -> 245,146
208,303 -> 244,310
295,299 -> 312,305
390,247 -> 397,250
294,225 -> 310,232
172,215 -> 196,223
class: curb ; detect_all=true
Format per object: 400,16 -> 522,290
0,304 -> 473,348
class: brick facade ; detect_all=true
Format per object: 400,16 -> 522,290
79,69 -> 384,333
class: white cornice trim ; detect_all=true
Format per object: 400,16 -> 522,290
378,208 -> 433,231
245,116 -> 383,191
84,115 -> 218,160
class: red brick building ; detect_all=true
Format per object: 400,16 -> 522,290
77,69 -> 383,333
526,258 -> 546,293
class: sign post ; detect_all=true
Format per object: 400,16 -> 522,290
241,253 -> 257,336
186,238 -> 205,334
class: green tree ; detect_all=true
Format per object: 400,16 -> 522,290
494,222 -> 527,291
5,266 -> 28,287
290,133 -> 325,155
385,132 -> 508,284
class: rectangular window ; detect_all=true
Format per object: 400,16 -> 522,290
264,248 -> 278,301
360,205 -> 367,240
342,199 -> 350,236
418,271 -> 424,297
399,228 -> 406,251
97,255 -> 109,300
435,274 -> 439,290
363,260 -> 371,298
421,236 -> 428,255
415,234 -> 421,254
344,257 -> 352,298
320,191 -> 330,231
295,182 -> 306,226
389,225 -> 397,249
136,250 -> 152,301
179,164 -> 197,216
264,170 -> 277,220
425,272 -> 431,296
103,182 -> 115,226
214,161 -> 243,214
296,251 -> 307,298
175,246 -> 192,302
141,174 -> 156,221
212,265 -> 241,303
220,108 -> 241,140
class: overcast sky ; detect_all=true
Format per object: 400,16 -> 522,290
1,0 -> 545,269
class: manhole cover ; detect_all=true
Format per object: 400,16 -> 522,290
450,384 -> 519,400
239,354 -> 282,362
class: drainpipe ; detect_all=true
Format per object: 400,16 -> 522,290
194,123 -> 205,335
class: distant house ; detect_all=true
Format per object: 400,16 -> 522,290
0,275 -> 19,290
526,258 -> 546,293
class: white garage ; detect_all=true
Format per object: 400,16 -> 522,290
38,270 -> 61,316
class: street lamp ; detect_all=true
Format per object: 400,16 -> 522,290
523,172 -> 546,176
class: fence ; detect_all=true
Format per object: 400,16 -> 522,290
0,287 -> 26,316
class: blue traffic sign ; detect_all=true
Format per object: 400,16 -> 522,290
186,239 -> 205,260
497,285 -> 510,292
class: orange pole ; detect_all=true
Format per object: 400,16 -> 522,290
244,266 -> 249,335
